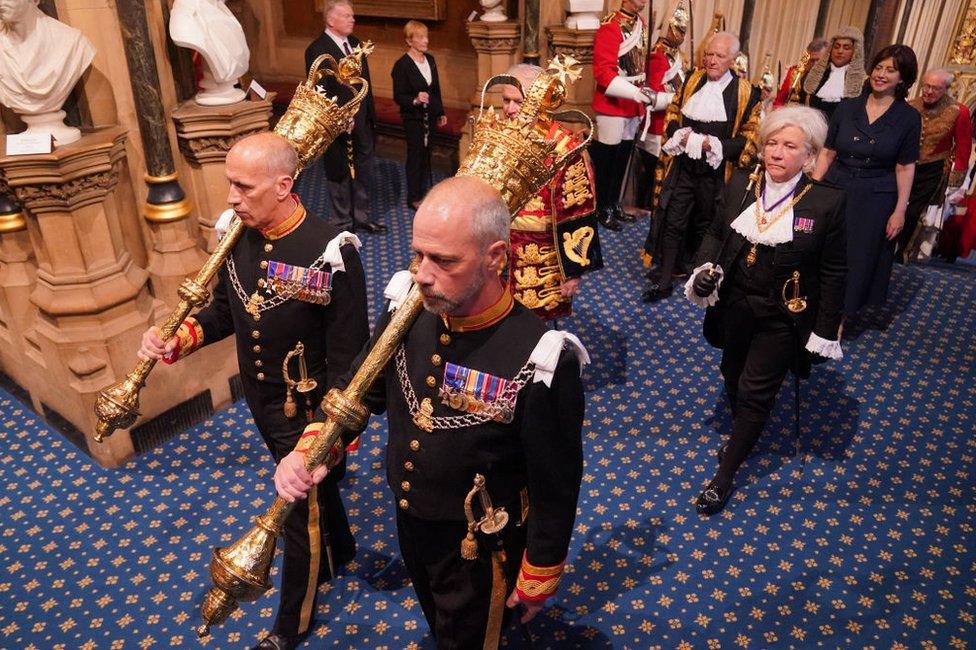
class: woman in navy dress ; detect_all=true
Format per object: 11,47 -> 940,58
391,20 -> 447,210
813,44 -> 920,316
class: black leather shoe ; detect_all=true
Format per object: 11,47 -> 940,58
696,479 -> 733,516
597,208 -> 622,232
358,221 -> 387,234
615,204 -> 637,223
251,632 -> 302,650
641,283 -> 673,303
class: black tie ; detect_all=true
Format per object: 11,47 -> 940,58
343,42 -> 352,55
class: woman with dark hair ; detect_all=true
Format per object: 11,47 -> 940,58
813,44 -> 920,317
391,20 -> 447,210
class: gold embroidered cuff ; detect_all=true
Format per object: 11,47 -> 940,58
294,422 -> 323,454
515,553 -> 566,603
161,317 -> 203,364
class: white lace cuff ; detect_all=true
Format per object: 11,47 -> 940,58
685,131 -> 704,159
805,332 -> 843,360
683,263 -> 724,307
704,136 -> 724,169
663,127 -> 690,156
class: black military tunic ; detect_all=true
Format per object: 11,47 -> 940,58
166,197 -> 369,637
340,279 -> 585,647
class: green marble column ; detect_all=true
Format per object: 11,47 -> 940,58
115,0 -> 192,221
523,0 -> 540,64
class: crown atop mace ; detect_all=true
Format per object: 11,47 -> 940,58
456,54 -> 592,214
274,41 -> 375,174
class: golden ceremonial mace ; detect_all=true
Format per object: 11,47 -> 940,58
92,43 -> 376,442
195,53 -> 594,637
196,280 -> 425,637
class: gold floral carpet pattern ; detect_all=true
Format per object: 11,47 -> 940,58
0,160 -> 973,648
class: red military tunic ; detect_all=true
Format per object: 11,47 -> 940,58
592,8 -> 647,118
510,126 -> 603,320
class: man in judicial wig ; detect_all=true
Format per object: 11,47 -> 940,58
684,105 -> 847,515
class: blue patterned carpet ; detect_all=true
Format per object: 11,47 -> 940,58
1,159 -> 975,649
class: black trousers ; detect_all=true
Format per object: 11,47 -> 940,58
396,511 -> 526,649
244,380 -> 357,636
403,118 -> 432,206
718,298 -> 796,469
636,149 -> 658,211
590,140 -> 634,211
658,164 -> 723,285
898,159 -> 946,262
326,124 -> 376,230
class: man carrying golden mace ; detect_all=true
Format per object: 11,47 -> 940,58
94,45 -> 375,650
195,55 -> 591,649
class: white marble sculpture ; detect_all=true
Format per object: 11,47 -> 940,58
170,0 -> 250,106
564,0 -> 604,30
0,0 -> 96,145
480,0 -> 508,23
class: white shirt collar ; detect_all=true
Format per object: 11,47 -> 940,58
325,28 -> 351,53
706,70 -> 734,90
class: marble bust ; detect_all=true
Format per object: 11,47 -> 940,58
480,0 -> 508,22
170,0 -> 249,106
0,0 -> 96,145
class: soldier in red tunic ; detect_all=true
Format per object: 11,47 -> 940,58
638,2 -> 688,258
591,0 -> 656,231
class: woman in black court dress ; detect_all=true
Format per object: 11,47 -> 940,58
812,44 -> 920,317
391,20 -> 447,210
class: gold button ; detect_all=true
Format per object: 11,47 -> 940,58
264,243 -> 273,252
400,481 -> 411,492
257,372 -> 265,381
253,313 -> 260,321
430,354 -> 442,366
260,260 -> 269,270
409,440 -> 420,451
251,330 -> 260,339
255,360 -> 263,367
398,499 -> 409,510
425,375 -> 436,387
257,278 -> 267,288
439,334 -> 451,345
404,461 -> 415,472
253,345 -> 261,353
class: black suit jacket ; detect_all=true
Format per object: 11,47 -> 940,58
304,32 -> 375,178
696,169 -> 847,347
391,53 -> 444,122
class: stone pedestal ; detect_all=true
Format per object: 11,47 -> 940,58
546,25 -> 597,121
464,20 -> 522,154
0,192 -> 37,400
563,0 -> 603,30
172,97 -> 275,252
0,127 -> 238,468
